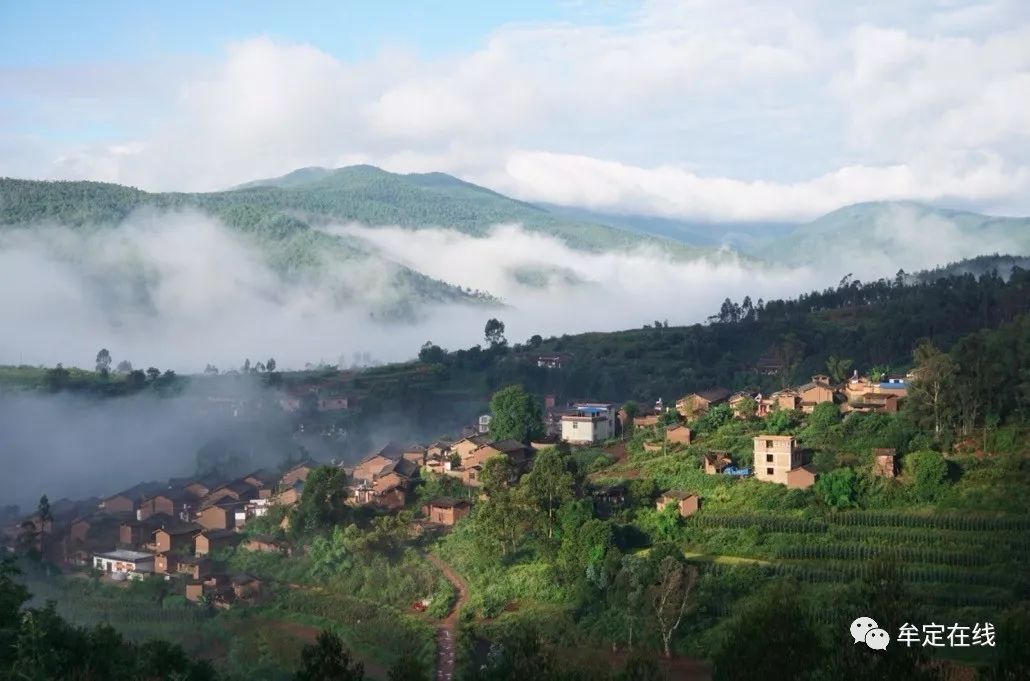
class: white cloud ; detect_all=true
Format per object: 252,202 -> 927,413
1,1 -> 1028,220
494,150 -> 1028,222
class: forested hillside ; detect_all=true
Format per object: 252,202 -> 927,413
415,261 -> 1030,417
0,166 -> 707,256
0,170 -> 510,316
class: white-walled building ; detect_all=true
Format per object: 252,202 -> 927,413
561,403 -> 616,444
93,549 -> 155,581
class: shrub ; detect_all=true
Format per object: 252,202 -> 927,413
904,451 -> 950,502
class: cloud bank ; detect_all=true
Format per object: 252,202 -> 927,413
2,0 -> 1028,221
2,204 -> 1017,374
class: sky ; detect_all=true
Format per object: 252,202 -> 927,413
1,0 -> 1029,221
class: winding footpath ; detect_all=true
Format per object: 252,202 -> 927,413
426,553 -> 469,681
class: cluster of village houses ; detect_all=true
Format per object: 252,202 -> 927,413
1,370 -> 909,595
640,371 -> 909,517
1,466 -> 312,606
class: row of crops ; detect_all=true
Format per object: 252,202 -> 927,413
828,511 -> 1030,531
827,526 -> 1030,562
690,514 -> 828,533
688,510 -> 1028,608
706,560 -> 1018,591
773,542 -> 996,567
691,510 -> 1030,533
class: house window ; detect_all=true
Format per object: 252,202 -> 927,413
766,467 -> 774,476
572,422 -> 578,429
766,454 -> 773,463
765,440 -> 773,448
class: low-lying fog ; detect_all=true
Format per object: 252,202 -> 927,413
0,205 -> 1002,373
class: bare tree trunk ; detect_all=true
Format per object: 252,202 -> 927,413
653,562 -> 698,659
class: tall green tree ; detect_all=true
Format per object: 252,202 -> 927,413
474,485 -> 535,556
800,402 -> 841,449
293,466 -> 350,536
907,341 -> 958,439
36,495 -> 52,556
95,348 -> 112,376
611,554 -> 649,651
523,448 -> 576,538
826,355 -> 853,383
484,318 -> 507,346
489,385 -> 544,443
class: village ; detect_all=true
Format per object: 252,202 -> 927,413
2,367 -> 914,603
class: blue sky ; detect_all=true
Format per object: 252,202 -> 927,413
1,0 -> 1027,220
0,1 -> 621,66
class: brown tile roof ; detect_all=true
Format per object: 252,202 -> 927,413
695,387 -> 731,403
157,523 -> 202,536
370,441 -> 407,458
379,458 -> 420,479
426,497 -> 471,509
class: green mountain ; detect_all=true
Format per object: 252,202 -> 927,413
752,201 -> 1030,267
229,164 -> 714,255
0,166 -> 725,319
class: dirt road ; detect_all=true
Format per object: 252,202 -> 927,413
426,553 -> 469,681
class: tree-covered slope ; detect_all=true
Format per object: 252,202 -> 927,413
426,258 -> 1030,407
754,201 -> 1030,267
0,172 -> 502,316
0,166 -> 711,256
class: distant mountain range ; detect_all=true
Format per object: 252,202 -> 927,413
552,201 -> 1030,268
538,203 -> 796,250
751,201 -> 1030,267
2,166 -> 1028,319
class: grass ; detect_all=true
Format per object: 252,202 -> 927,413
681,551 -> 771,566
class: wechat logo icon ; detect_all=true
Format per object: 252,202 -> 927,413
851,616 -> 890,650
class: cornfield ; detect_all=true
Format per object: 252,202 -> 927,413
828,511 -> 1030,532
774,543 -> 989,567
690,514 -> 828,533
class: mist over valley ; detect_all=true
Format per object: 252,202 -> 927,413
2,168 -> 1026,372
